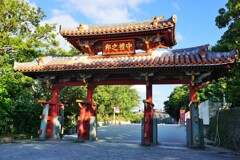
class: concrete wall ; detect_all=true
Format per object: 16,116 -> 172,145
199,101 -> 210,125
207,107 -> 240,151
185,100 -> 223,125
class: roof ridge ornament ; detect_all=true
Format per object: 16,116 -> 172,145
152,16 -> 164,26
200,48 -> 207,57
78,24 -> 88,30
172,44 -> 209,54
172,15 -> 177,23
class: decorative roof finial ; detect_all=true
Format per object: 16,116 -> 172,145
153,16 -> 158,25
78,24 -> 88,30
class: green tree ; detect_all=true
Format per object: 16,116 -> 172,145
0,0 -> 60,136
59,86 -> 86,130
0,0 -> 59,58
112,86 -> 140,118
212,0 -> 240,107
164,85 -> 189,121
93,86 -> 115,121
197,79 -> 227,103
214,0 -> 240,52
93,85 -> 140,121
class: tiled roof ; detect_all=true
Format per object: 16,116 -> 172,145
60,15 -> 176,37
14,45 -> 238,73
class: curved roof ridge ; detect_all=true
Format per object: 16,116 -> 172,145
81,15 -> 165,29
171,44 -> 210,53
60,15 -> 176,31
13,46 -> 238,73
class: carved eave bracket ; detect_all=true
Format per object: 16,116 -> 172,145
41,75 -> 58,90
77,40 -> 99,55
186,71 -> 214,88
141,72 -> 154,86
77,74 -> 92,85
137,34 -> 169,54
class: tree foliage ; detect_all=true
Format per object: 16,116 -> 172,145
212,0 -> 240,107
93,86 -> 140,121
214,0 -> 240,52
59,86 -> 86,129
0,0 -> 59,136
197,79 -> 227,102
0,0 -> 60,58
164,85 -> 189,121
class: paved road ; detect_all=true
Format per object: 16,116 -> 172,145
97,124 -> 186,145
0,124 -> 239,160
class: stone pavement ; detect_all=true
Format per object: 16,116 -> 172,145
0,124 -> 239,160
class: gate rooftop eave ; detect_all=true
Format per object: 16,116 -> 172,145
14,44 -> 238,73
18,64 -> 231,81
15,62 -> 230,79
60,15 -> 177,52
17,62 -> 234,73
15,62 -> 232,87
14,44 -> 238,86
60,15 -> 176,37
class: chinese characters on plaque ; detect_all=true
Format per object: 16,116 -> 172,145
103,39 -> 135,55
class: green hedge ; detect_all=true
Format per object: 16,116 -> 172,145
207,108 -> 240,151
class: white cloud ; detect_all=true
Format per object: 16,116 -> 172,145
41,9 -> 79,51
24,0 -> 37,8
176,32 -> 184,42
171,2 -> 180,11
132,85 -> 146,94
132,85 -> 181,109
45,9 -> 79,27
56,0 -> 152,24
40,0 -> 153,50
153,87 -> 166,98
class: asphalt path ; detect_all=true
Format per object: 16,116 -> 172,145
0,124 -> 239,160
97,124 -> 186,145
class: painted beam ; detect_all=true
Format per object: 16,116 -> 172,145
58,79 -> 190,87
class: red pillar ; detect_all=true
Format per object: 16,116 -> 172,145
189,85 -> 197,101
143,83 -> 154,144
77,84 -> 96,140
92,103 -> 97,117
77,101 -> 90,140
88,84 -> 98,116
46,84 -> 59,139
87,84 -> 94,103
146,83 -> 152,102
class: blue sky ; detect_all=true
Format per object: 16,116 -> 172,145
27,0 -> 228,109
